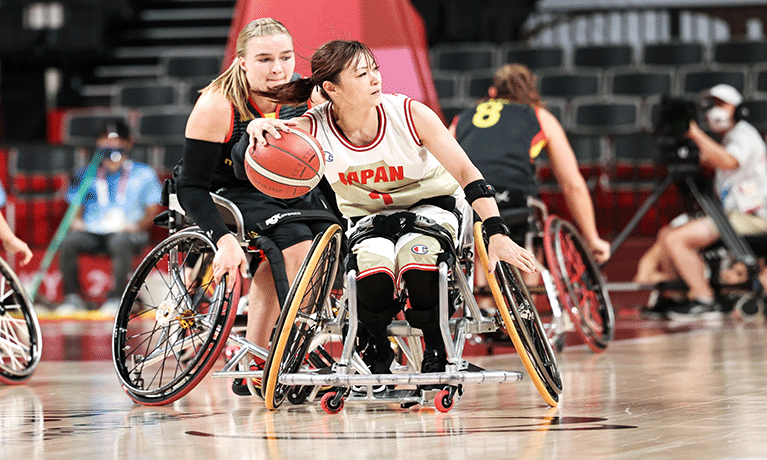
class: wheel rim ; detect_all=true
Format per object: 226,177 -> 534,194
0,258 -> 41,381
546,217 -> 614,350
113,231 -> 235,401
264,225 -> 341,410
473,222 -> 561,407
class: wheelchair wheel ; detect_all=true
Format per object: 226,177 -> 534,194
543,216 -> 614,352
0,257 -> 42,384
474,222 -> 562,407
263,224 -> 342,411
112,229 -> 239,406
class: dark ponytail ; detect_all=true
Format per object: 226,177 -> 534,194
257,77 -> 316,105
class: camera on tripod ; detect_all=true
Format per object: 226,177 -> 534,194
653,95 -> 701,168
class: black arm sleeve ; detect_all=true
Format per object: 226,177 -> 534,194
231,132 -> 249,181
177,137 -> 231,243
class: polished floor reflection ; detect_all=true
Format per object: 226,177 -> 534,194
3,317 -> 767,460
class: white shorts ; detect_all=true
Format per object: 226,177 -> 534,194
348,204 -> 459,289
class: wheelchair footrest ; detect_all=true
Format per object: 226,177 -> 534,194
277,369 -> 524,387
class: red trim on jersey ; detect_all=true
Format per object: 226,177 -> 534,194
396,263 -> 438,287
326,102 -> 386,151
224,105 -> 235,143
301,113 -> 317,137
358,267 -> 395,282
404,98 -> 423,146
531,130 -> 547,150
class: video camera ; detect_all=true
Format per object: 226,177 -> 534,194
653,95 -> 700,168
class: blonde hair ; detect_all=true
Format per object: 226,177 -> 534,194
489,63 -> 544,108
205,18 -> 292,121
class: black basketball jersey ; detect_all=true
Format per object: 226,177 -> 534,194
454,100 -> 546,206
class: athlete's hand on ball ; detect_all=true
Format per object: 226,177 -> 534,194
487,234 -> 537,274
246,118 -> 298,154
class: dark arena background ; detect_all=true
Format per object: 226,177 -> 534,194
1,0 -> 767,458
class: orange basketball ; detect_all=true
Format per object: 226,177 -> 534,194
244,128 -> 325,199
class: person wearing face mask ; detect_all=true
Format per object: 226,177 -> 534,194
635,84 -> 767,320
58,120 -> 163,315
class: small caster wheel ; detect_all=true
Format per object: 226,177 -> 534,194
435,389 -> 453,413
320,391 -> 344,414
553,335 -> 565,353
288,386 -> 309,405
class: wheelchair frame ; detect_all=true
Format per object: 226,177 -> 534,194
502,197 -> 615,353
261,202 -> 562,413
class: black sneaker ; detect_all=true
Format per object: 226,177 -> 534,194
666,298 -> 723,321
419,348 -> 448,391
640,292 -> 683,320
231,360 -> 264,397
353,342 -> 395,394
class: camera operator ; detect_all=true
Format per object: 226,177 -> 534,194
636,84 -> 767,320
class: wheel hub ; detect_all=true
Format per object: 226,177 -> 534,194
155,300 -> 177,327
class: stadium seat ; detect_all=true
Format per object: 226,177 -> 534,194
440,103 -> 468,126
567,133 -> 604,179
502,44 -> 564,69
681,66 -> 747,96
611,130 -> 662,182
161,144 -> 184,177
753,65 -> 767,95
114,82 -> 179,108
163,54 -> 222,79
431,43 -> 497,71
5,195 -> 68,247
137,109 -> 191,145
61,110 -> 135,147
466,71 -> 494,98
610,69 -> 674,99
432,73 -> 459,100
574,44 -> 634,68
713,41 -> 767,66
185,76 -> 216,106
7,144 -> 79,195
643,42 -> 705,66
572,97 -> 642,136
742,99 -> 767,133
538,71 -> 601,99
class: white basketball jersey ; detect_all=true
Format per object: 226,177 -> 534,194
303,94 -> 461,217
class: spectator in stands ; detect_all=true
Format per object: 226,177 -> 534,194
635,84 -> 767,320
177,18 -> 339,397
0,181 -> 33,267
58,120 -> 162,315
449,63 -> 610,291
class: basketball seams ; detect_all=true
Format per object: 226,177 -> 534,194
244,128 -> 325,197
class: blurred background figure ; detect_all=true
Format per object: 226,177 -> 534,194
57,120 -> 162,315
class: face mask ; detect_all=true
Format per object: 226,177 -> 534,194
98,148 -> 126,164
705,106 -> 733,132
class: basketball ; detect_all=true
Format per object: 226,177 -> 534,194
244,128 -> 325,199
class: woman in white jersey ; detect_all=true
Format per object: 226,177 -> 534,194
235,40 -> 536,378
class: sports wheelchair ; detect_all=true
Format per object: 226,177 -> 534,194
260,200 -> 562,414
111,178 -> 338,405
498,197 -> 615,353
0,256 -> 42,385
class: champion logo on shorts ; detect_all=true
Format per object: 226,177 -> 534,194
411,244 -> 429,255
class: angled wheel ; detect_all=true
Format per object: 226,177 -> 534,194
474,222 -> 562,407
263,224 -> 342,410
544,216 -> 614,352
112,229 -> 239,405
0,257 -> 41,384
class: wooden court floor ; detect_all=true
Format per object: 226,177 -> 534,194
2,314 -> 767,460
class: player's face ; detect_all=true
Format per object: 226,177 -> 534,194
239,34 -> 295,93
335,53 -> 382,107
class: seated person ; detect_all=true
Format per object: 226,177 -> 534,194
449,64 -> 610,290
635,84 -> 767,320
58,120 -> 163,315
